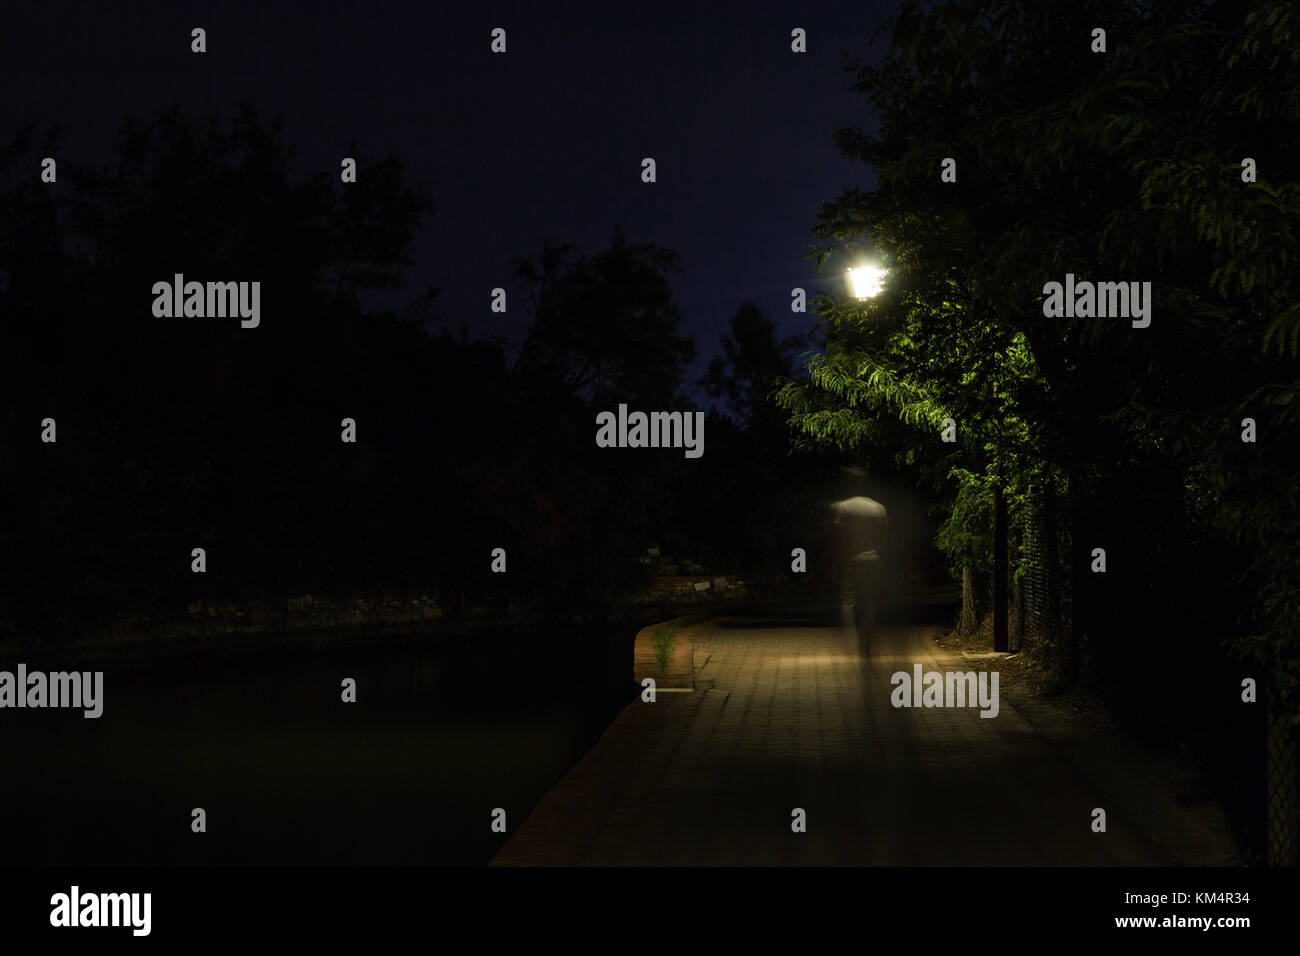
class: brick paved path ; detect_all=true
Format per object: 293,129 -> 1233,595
492,614 -> 1169,865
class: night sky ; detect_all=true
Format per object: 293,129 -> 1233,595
5,0 -> 896,382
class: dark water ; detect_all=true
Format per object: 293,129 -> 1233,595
0,621 -> 637,865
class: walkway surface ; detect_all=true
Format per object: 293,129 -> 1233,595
491,611 -> 1178,865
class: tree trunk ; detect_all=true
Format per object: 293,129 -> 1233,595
959,563 -> 978,636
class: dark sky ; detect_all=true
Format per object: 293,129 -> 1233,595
5,0 -> 895,387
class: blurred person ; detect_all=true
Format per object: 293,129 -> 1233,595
832,465 -> 889,641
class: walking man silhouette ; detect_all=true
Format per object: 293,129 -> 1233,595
832,465 -> 889,641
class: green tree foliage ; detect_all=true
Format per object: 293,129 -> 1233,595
780,0 -> 1299,721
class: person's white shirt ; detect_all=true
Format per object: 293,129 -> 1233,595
832,496 -> 888,562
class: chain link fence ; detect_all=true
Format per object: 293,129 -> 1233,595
1266,683 -> 1298,866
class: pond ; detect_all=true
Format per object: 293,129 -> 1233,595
0,619 -> 639,865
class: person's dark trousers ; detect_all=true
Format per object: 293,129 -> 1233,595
840,557 -> 879,640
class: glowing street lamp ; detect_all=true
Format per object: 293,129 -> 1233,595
847,265 -> 887,299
